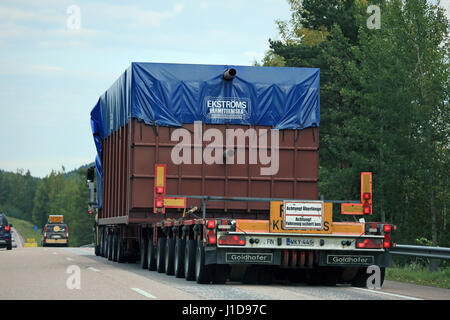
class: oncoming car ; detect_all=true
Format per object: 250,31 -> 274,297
42,223 -> 69,247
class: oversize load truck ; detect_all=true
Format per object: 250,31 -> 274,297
88,62 -> 394,286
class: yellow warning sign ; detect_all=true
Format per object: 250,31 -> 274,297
270,201 -> 332,234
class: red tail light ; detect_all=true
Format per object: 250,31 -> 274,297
156,186 -> 164,194
218,235 -> 246,246
363,192 -> 371,200
4,225 -> 10,232
384,233 -> 391,249
156,199 -> 164,208
383,224 -> 392,233
207,220 -> 216,229
363,203 -> 371,214
207,230 -> 216,245
356,238 -> 383,249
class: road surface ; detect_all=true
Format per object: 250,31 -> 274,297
0,247 -> 448,300
11,227 -> 24,248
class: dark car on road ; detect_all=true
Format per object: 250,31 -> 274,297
0,213 -> 13,250
42,223 -> 69,247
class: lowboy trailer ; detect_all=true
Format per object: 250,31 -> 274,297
87,62 -> 394,286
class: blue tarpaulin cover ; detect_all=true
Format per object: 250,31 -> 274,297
90,62 -> 320,208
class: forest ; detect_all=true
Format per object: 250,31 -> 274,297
257,0 -> 449,247
0,167 -> 95,247
0,0 -> 448,247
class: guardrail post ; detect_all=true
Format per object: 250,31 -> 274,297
429,259 -> 440,272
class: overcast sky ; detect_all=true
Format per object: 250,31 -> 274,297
0,0 -> 448,177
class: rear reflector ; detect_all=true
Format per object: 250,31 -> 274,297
156,186 -> 164,194
207,220 -> 216,229
4,225 -> 10,232
356,238 -> 383,249
156,199 -> 164,208
207,230 -> 216,245
384,233 -> 391,248
218,235 -> 246,246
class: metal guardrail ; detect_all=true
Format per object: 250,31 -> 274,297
390,244 -> 450,260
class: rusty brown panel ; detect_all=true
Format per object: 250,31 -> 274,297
105,120 -> 318,218
112,131 -> 116,218
126,123 -> 131,214
107,133 -> 112,219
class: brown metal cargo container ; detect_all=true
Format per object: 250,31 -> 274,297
99,118 -> 319,225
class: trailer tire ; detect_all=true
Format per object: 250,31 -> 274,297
100,228 -> 106,257
117,236 -> 126,263
147,237 -> 157,271
195,240 -> 211,284
94,225 -> 100,256
156,237 -> 166,273
140,234 -> 148,269
165,239 -> 175,276
112,233 -> 119,262
184,239 -> 196,281
174,238 -> 185,278
107,234 -> 113,261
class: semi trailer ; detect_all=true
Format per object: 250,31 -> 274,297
87,62 -> 393,286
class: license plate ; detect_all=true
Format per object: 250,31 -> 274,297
52,235 -> 61,239
286,238 -> 314,247
327,255 -> 374,265
225,253 -> 273,264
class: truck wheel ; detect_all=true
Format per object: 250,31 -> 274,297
212,265 -> 229,284
94,226 -> 100,256
101,229 -> 108,258
147,237 -> 156,271
117,236 -> 126,263
195,240 -> 211,284
107,234 -> 113,261
140,234 -> 148,269
156,237 -> 166,273
184,239 -> 196,281
112,234 -> 118,262
174,238 -> 185,278
7,244 -> 12,250
352,266 -> 385,288
165,238 -> 175,276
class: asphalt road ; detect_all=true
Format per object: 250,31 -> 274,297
11,228 -> 24,248
0,247 -> 449,300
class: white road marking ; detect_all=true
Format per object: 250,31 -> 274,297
131,288 -> 157,299
87,267 -> 100,272
66,257 -> 74,261
52,252 -> 58,255
350,287 -> 423,300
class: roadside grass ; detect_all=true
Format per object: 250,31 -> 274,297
7,217 -> 42,247
386,265 -> 450,289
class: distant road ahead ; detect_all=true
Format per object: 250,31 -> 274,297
11,228 -> 24,248
0,247 -> 449,300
